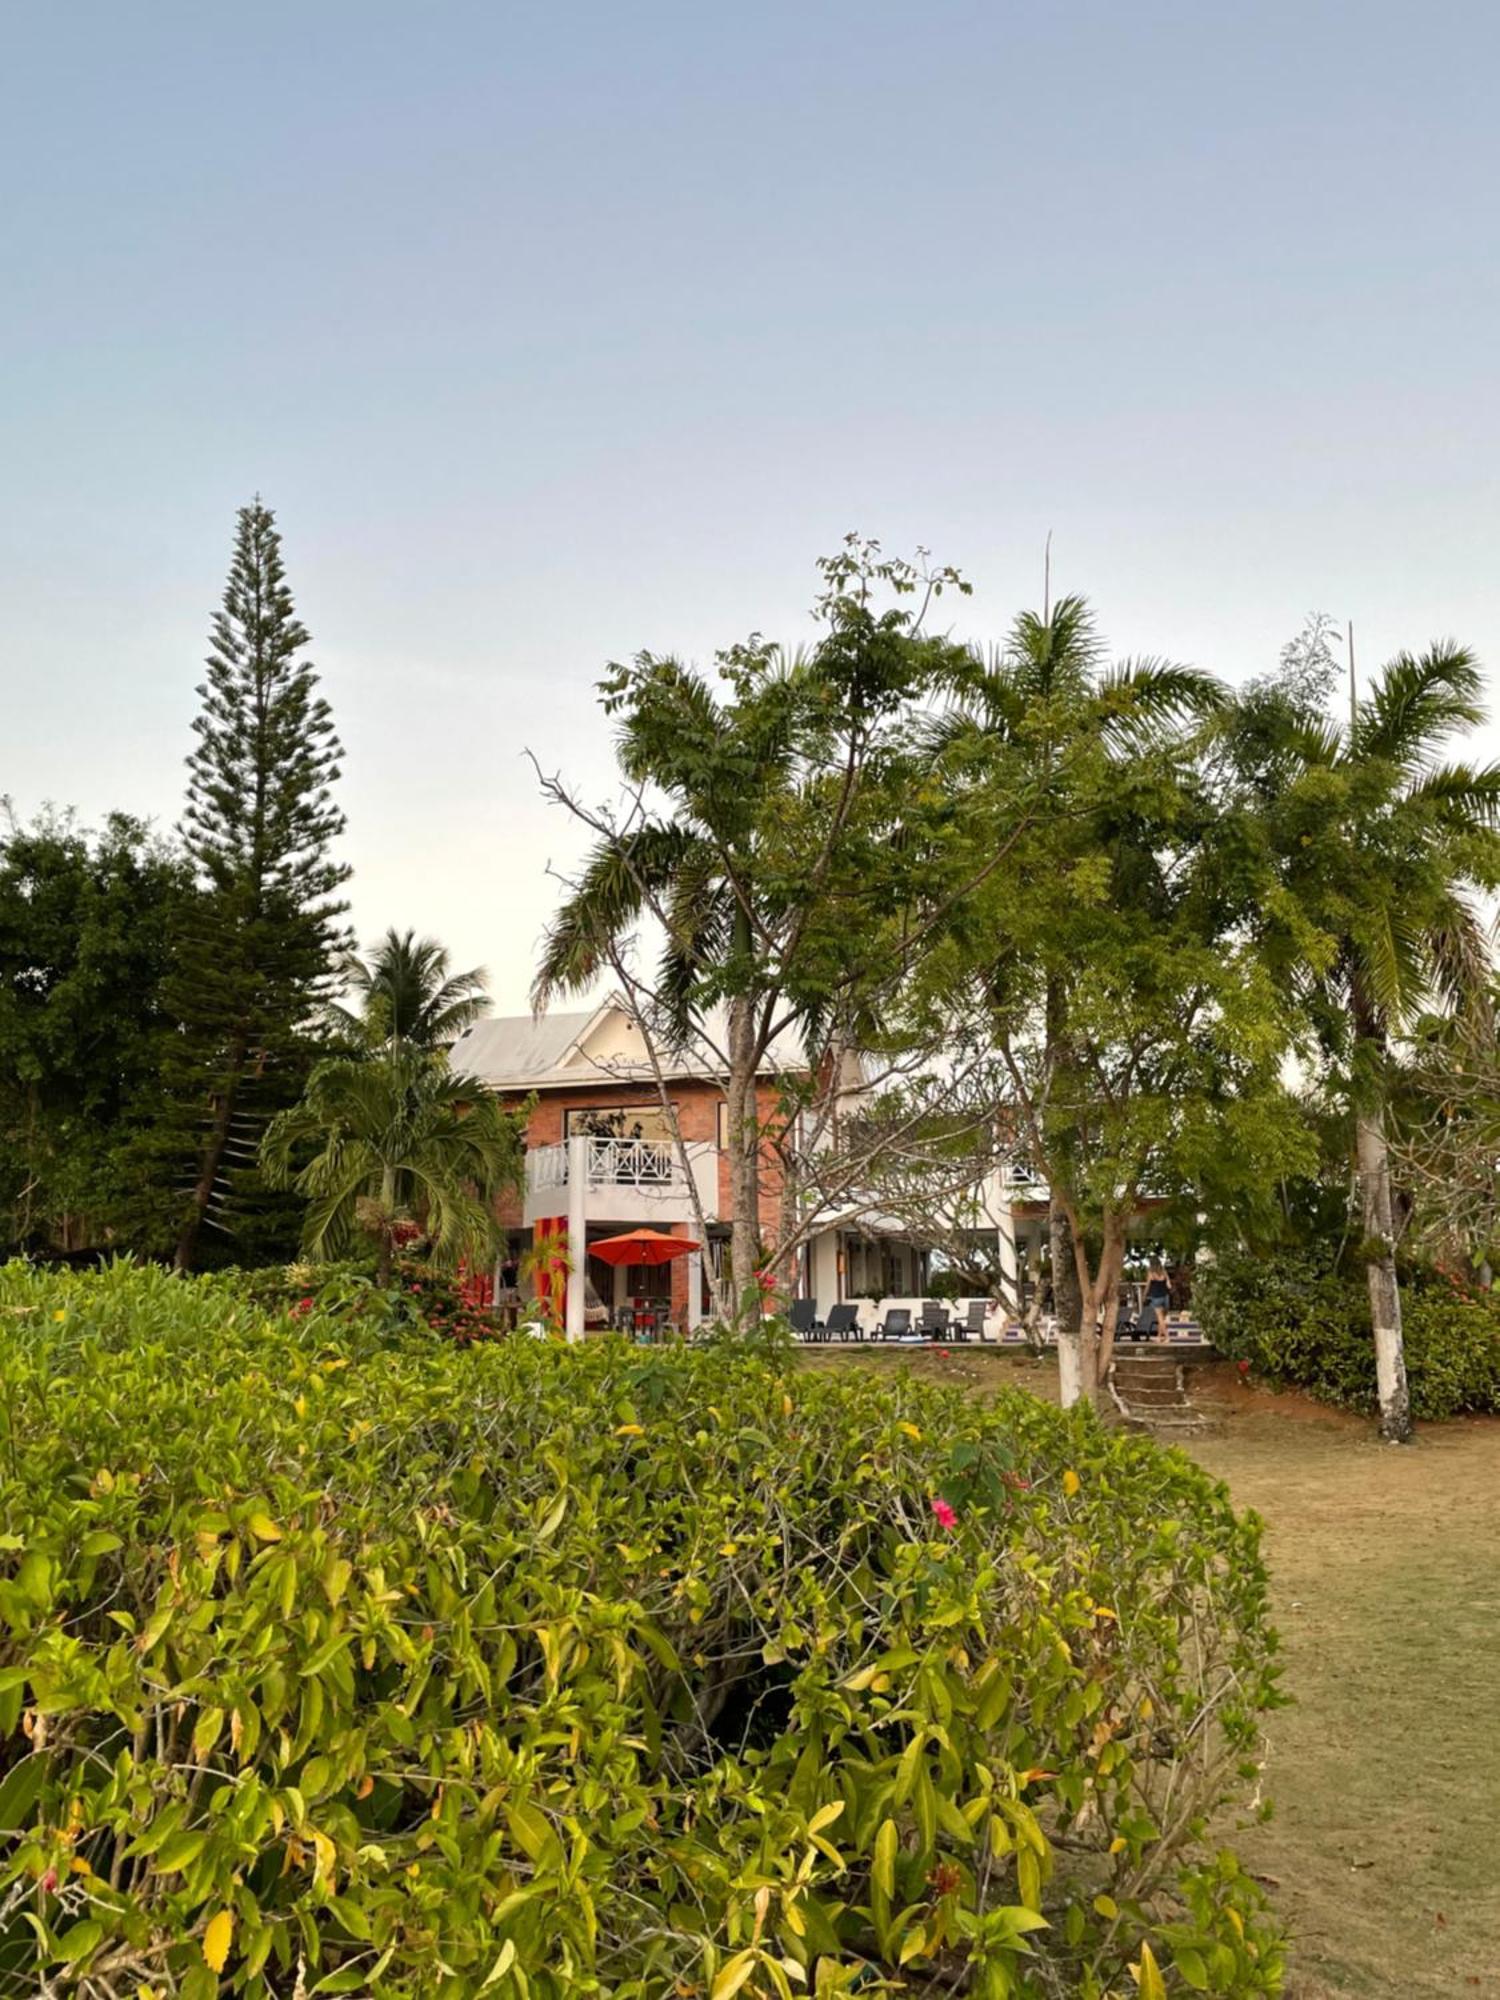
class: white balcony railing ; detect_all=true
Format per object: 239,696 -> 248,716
530,1137 -> 681,1190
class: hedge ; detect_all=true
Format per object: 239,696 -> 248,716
1195,1248 -> 1500,1419
0,1262 -> 1283,1997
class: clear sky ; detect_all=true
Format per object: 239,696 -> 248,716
5,1 -> 1498,1012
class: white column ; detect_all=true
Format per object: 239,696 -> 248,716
565,1131 -> 587,1343
685,1250 -> 703,1333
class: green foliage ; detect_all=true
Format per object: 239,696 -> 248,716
1195,1248 -> 1500,1419
0,807 -> 198,1256
0,1264 -> 1282,1997
924,596 -> 1311,1344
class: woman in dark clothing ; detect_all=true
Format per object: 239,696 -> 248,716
1137,1258 -> 1172,1342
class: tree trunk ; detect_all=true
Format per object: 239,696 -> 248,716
1356,1099 -> 1412,1443
726,995 -> 761,1326
173,1031 -> 247,1274
1090,1223 -> 1127,1387
1050,1199 -> 1090,1406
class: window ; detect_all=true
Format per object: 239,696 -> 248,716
564,1103 -> 677,1143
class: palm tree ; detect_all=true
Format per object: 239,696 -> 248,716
260,1049 -> 524,1285
926,596 -> 1224,1406
330,929 -> 489,1052
1228,639 -> 1500,1440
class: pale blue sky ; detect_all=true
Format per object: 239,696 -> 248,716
4,2 -> 1498,1009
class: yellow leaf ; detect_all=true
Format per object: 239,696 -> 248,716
247,1513 -> 282,1542
52,1309 -> 67,1322
872,1816 -> 898,1899
897,1421 -> 922,1440
781,1393 -> 793,1416
203,1908 -> 234,1973
1109,1836 -> 1128,1855
711,1948 -> 760,2000
1093,1893 -> 1118,1919
613,1424 -> 644,1437
1062,1468 -> 1080,1498
1134,1941 -> 1167,2000
719,1541 -> 739,1556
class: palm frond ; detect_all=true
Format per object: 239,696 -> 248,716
532,820 -> 700,1010
1354,642 -> 1484,771
1404,760 -> 1500,830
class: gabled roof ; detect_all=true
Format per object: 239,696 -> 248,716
449,997 -> 812,1094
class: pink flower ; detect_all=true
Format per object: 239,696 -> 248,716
931,1497 -> 958,1531
936,1347 -> 951,1358
38,1868 -> 57,1895
1237,1358 -> 1251,1377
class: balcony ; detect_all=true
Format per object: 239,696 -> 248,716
523,1135 -> 719,1227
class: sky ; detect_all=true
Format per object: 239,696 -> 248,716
4,1 -> 1499,1013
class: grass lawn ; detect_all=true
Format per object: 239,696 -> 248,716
797,1345 -> 1500,1998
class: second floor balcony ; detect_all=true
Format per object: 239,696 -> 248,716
523,1134 -> 719,1226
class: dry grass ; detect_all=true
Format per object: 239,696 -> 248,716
797,1343 -> 1500,1997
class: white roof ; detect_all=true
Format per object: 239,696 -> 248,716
449,997 -> 811,1093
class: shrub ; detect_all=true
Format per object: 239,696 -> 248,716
234,1259 -> 505,1346
1196,1248 -> 1500,1419
0,1261 -> 1283,1997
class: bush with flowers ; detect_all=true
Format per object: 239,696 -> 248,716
0,1260 -> 1282,1996
233,1256 -> 506,1346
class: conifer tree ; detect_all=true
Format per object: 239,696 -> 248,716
169,500 -> 349,1271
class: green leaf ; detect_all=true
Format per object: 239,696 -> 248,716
0,1753 -> 49,1832
1174,1946 -> 1210,1990
53,1919 -> 105,1964
156,1827 -> 208,1872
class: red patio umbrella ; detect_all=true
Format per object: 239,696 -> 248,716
588,1227 -> 702,1266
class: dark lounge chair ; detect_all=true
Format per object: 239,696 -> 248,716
788,1297 -> 821,1342
955,1300 -> 986,1342
824,1303 -> 860,1342
919,1302 -> 951,1340
877,1307 -> 913,1341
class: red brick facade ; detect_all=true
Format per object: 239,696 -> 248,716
495,1077 -> 792,1325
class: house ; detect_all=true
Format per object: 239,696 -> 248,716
449,997 -> 1024,1335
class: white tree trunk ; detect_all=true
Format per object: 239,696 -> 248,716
1356,1104 -> 1412,1443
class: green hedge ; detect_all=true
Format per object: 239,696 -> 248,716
1195,1249 -> 1500,1419
0,1262 -> 1282,1997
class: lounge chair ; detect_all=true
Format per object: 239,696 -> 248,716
824,1303 -> 860,1342
955,1300 -> 986,1343
788,1297 -> 821,1342
919,1302 -> 951,1340
877,1307 -> 913,1341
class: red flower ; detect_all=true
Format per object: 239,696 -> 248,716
38,1868 -> 57,1894
936,1347 -> 952,1358
931,1497 -> 958,1531
1237,1358 -> 1251,1378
